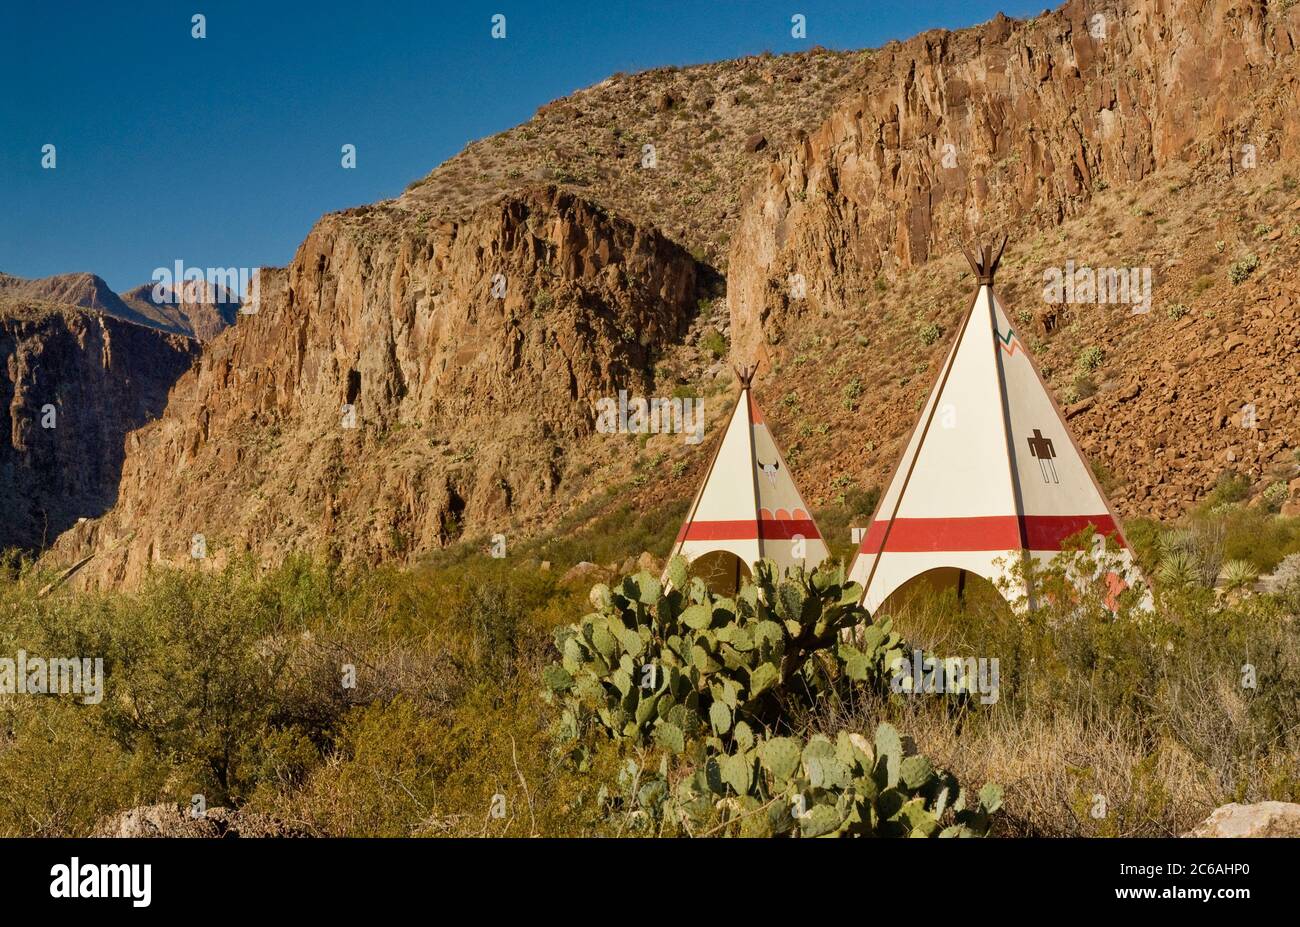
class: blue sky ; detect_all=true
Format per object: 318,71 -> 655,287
0,1 -> 1045,292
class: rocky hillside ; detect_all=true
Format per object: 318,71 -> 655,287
47,0 -> 1300,586
730,0 -> 1299,362
0,300 -> 198,551
396,47 -> 865,270
726,0 -> 1300,521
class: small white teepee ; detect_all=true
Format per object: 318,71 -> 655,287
848,238 -> 1148,613
667,365 -> 829,591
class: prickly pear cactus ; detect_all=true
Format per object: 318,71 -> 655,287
543,557 -> 896,750
624,721 -> 1001,838
543,557 -> 1001,837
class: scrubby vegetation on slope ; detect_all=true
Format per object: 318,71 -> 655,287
2,492 -> 1298,836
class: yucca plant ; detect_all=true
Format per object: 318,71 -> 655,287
1218,559 -> 1259,593
1156,549 -> 1198,589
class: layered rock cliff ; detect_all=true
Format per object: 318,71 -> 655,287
729,0 -> 1300,362
0,301 -> 198,551
51,187 -> 698,585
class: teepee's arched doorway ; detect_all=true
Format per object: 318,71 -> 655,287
687,551 -> 753,596
874,567 -> 1005,617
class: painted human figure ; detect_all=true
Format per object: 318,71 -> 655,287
1026,428 -> 1059,484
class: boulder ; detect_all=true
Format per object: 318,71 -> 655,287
636,551 -> 663,574
560,561 -> 602,585
1184,802 -> 1300,837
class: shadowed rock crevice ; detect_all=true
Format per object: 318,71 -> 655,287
0,303 -> 198,551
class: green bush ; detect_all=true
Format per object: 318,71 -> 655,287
544,557 -> 1000,837
699,328 -> 727,360
1228,254 -> 1259,285
1076,345 -> 1105,373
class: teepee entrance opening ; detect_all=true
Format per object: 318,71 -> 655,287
687,550 -> 753,596
873,566 -> 1004,617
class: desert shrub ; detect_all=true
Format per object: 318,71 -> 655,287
1216,507 -> 1300,573
812,491 -> 878,564
843,484 -> 880,519
0,553 -> 586,836
1076,345 -> 1105,372
1219,559 -> 1258,592
1066,375 -> 1097,403
544,558 -> 1000,836
1228,254 -> 1259,284
0,699 -> 169,837
1205,471 -> 1251,507
1156,548 -> 1198,588
699,328 -> 726,359
1260,481 -> 1288,513
1158,521 -> 1223,587
871,541 -> 1300,835
268,685 -> 592,837
526,498 -> 688,570
842,376 -> 864,411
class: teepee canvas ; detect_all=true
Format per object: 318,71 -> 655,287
668,366 -> 829,591
848,238 -> 1147,613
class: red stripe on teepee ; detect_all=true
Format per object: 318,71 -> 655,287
679,519 -> 822,542
860,515 -> 1124,553
1023,515 -> 1125,549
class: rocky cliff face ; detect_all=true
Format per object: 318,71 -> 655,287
728,0 -> 1300,362
0,301 -> 198,551
51,187 -> 698,586
721,0 -> 1300,520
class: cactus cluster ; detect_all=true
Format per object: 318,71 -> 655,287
603,721 -> 1001,837
544,556 -> 904,751
543,555 -> 1002,837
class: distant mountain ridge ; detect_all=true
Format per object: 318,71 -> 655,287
0,271 -> 237,341
120,280 -> 240,342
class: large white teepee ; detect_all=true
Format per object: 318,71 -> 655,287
667,366 -> 829,591
848,239 -> 1147,613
